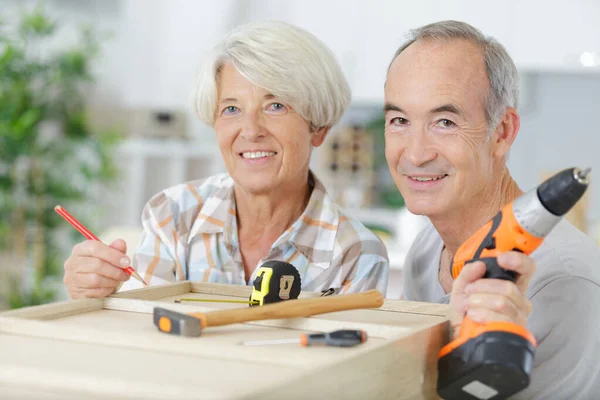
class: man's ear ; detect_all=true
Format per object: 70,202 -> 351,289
492,107 -> 520,158
311,126 -> 330,147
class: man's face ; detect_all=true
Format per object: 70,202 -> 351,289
384,39 -> 498,218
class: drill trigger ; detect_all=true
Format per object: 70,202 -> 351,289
482,236 -> 496,250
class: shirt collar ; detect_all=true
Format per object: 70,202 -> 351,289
188,175 -> 235,237
273,172 -> 339,265
188,172 -> 340,264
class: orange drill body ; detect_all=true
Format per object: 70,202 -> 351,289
439,202 -> 541,359
450,204 -> 544,279
437,167 -> 590,400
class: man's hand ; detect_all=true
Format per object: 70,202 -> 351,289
63,239 -> 131,299
449,251 -> 535,339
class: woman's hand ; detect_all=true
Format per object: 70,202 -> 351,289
63,239 -> 131,299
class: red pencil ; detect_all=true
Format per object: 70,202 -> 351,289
54,205 -> 147,285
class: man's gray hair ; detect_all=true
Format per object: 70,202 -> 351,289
389,20 -> 519,131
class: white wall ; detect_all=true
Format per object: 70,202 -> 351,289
6,0 -> 598,122
3,0 -> 600,227
116,0 -> 240,138
510,72 -> 600,228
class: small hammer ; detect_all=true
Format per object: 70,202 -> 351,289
154,289 -> 384,337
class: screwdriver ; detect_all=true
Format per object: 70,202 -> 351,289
238,329 -> 367,347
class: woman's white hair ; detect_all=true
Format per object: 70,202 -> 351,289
195,21 -> 351,131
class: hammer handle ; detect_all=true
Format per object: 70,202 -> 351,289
191,289 -> 384,328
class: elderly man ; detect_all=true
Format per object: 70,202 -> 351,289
385,21 -> 600,399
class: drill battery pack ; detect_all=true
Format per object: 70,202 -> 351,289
438,331 -> 535,400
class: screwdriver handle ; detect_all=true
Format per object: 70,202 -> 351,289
301,329 -> 367,347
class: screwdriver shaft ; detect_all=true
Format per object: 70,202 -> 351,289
239,338 -> 300,346
577,167 -> 591,181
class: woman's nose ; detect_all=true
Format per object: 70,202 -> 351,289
240,113 -> 267,141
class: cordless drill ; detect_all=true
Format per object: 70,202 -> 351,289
437,167 -> 591,400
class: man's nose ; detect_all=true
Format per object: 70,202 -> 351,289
404,130 -> 437,166
240,112 -> 266,141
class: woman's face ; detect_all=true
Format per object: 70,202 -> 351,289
214,63 -> 328,195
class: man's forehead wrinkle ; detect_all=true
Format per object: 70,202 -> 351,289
398,39 -> 487,78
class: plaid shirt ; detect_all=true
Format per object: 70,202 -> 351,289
121,173 -> 389,294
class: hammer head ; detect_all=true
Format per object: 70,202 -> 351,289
153,307 -> 203,337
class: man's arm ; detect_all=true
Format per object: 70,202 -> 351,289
514,276 -> 600,399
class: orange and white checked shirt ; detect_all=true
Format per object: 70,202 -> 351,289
121,172 -> 389,294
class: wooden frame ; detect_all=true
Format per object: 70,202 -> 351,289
0,282 -> 449,400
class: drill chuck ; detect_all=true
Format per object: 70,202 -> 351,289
537,167 -> 590,216
512,167 -> 591,239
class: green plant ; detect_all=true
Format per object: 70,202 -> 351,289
0,7 -> 120,308
366,113 -> 405,208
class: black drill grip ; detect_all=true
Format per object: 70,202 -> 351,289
475,257 -> 518,282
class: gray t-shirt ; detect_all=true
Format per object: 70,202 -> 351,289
404,220 -> 600,399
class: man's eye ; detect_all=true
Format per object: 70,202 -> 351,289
390,117 -> 408,126
437,119 -> 456,128
222,106 -> 239,115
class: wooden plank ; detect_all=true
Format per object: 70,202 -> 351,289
152,288 -> 450,316
0,310 -> 398,368
168,283 -> 449,316
0,281 -> 450,400
0,384 -> 110,400
103,298 -> 408,339
190,281 -> 321,299
310,308 -> 446,331
191,282 -> 251,296
0,333 -> 302,400
131,293 -> 449,330
258,321 -> 449,400
112,281 -> 191,299
380,299 -> 449,317
0,298 -> 103,320
105,296 -> 218,314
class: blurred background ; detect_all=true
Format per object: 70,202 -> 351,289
1,0 -> 599,306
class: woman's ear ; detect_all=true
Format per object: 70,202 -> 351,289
492,107 -> 520,158
311,126 -> 330,147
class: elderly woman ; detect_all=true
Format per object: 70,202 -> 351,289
63,21 -> 389,298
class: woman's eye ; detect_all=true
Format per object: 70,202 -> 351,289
437,119 -> 456,128
267,102 -> 286,112
222,106 -> 239,115
389,117 -> 408,126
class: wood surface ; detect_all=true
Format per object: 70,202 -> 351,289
0,282 -> 450,400
112,281 -> 191,299
0,298 -> 103,320
104,297 -> 408,339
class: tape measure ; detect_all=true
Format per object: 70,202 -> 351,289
249,260 -> 302,306
174,260 -> 301,306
